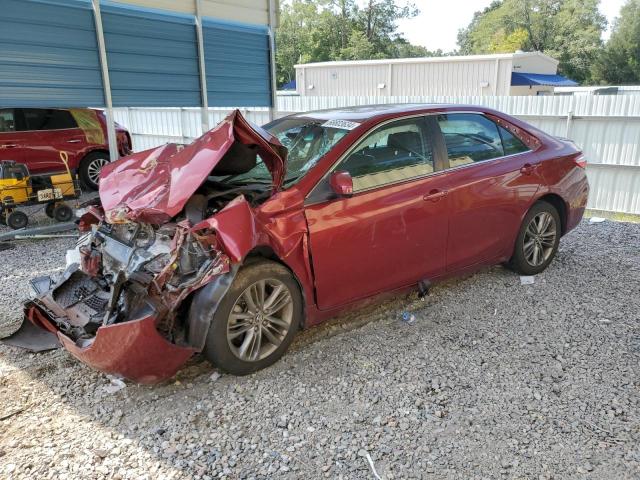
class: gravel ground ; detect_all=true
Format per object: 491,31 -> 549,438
0,214 -> 638,479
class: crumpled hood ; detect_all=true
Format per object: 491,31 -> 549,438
99,110 -> 286,224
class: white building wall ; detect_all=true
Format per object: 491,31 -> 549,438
295,53 -> 559,98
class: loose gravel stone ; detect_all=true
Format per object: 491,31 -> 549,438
0,219 -> 639,479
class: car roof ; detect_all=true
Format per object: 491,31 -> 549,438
285,103 -> 482,122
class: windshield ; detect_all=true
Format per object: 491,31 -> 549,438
221,117 -> 353,185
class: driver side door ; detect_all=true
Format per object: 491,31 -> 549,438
304,116 -> 450,310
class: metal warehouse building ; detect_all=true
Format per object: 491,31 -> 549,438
0,0 -> 278,157
294,52 -> 577,98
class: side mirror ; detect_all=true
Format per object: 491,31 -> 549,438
329,170 -> 353,197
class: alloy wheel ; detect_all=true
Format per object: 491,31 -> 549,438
226,279 -> 293,362
523,211 -> 557,267
87,157 -> 109,185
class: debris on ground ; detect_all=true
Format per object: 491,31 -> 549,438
520,275 -> 535,285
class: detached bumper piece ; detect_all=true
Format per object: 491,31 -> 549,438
24,269 -> 195,384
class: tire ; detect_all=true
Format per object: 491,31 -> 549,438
508,201 -> 561,275
53,203 -> 73,223
45,202 -> 55,219
202,260 -> 303,375
79,152 -> 110,190
7,210 -> 28,230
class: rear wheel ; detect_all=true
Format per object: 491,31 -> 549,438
7,210 -> 28,230
508,201 -> 561,275
79,152 -> 110,190
203,260 -> 302,375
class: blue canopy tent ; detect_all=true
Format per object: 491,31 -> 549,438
511,72 -> 578,87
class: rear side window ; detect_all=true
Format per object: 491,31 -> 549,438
0,109 -> 15,132
339,117 -> 434,192
498,125 -> 529,156
437,113 -> 504,167
22,109 -> 77,131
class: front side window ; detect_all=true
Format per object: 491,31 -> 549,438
437,113 -> 505,167
22,109 -> 77,131
0,109 -> 15,133
339,117 -> 433,192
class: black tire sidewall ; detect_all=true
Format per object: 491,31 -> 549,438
79,152 -> 109,191
511,201 -> 561,275
203,261 -> 303,376
7,211 -> 28,230
45,202 -> 55,218
53,204 -> 73,222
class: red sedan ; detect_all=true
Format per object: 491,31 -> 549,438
23,104 -> 588,382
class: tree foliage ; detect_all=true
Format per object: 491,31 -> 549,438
275,0 -> 441,86
592,0 -> 640,84
457,0 -> 606,84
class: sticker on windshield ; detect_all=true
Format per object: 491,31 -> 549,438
321,119 -> 361,130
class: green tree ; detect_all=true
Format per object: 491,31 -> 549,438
457,0 -> 606,83
592,0 -> 640,84
275,0 -> 435,87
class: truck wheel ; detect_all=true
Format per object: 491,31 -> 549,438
202,260 -> 303,376
7,210 -> 28,230
53,203 -> 73,222
79,152 -> 110,190
45,202 -> 55,218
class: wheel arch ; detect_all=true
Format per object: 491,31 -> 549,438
534,193 -> 568,236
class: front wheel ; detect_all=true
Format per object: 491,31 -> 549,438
202,260 -> 302,375
508,201 -> 561,275
79,152 -> 110,190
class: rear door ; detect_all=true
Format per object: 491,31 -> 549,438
433,112 -> 541,271
304,116 -> 450,309
0,109 -> 25,163
20,108 -> 85,174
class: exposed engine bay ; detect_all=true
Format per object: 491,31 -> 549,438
22,111 -> 289,383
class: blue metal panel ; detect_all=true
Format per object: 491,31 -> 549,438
203,18 -> 272,107
0,0 -> 104,107
101,1 -> 200,107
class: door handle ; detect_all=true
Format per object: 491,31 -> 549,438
520,163 -> 538,175
66,139 -> 81,143
1,144 -> 18,148
423,189 -> 448,202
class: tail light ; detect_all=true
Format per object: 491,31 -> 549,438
574,154 -> 587,168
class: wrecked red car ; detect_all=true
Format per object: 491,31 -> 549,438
23,105 -> 588,383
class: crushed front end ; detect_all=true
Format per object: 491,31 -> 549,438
22,110 -> 287,384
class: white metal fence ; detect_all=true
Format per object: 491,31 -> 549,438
113,95 -> 640,215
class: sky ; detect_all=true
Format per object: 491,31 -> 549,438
396,0 -> 628,53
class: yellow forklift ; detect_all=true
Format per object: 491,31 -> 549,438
0,152 -> 81,230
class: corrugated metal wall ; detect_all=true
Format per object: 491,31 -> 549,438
0,0 -> 273,108
0,0 -> 104,107
101,1 -> 201,107
203,19 -> 271,107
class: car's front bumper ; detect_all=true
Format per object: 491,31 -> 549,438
25,300 -> 194,385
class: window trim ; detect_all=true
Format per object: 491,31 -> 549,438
17,108 -> 79,133
305,111 -> 534,203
